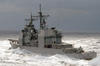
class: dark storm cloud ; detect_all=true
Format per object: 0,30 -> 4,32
0,0 -> 100,31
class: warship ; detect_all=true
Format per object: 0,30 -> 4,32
8,4 -> 97,60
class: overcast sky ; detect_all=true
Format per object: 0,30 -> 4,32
0,0 -> 100,32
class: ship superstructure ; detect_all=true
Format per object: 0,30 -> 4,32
8,4 -> 97,60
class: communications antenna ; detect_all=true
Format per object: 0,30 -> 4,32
33,4 -> 49,29
25,13 -> 38,25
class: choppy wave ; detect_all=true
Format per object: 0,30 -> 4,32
0,31 -> 100,66
0,40 -> 99,66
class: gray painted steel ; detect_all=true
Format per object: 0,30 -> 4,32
8,4 -> 97,60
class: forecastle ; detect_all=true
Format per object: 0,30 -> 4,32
8,4 -> 97,60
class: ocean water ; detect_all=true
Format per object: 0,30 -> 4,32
0,31 -> 100,66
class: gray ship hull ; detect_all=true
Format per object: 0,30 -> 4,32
10,43 -> 97,60
8,4 -> 97,60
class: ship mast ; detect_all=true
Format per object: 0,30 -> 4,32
39,4 -> 42,29
33,4 -> 49,29
25,13 -> 37,25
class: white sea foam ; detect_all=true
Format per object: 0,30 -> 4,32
88,55 -> 100,65
62,37 -> 100,53
0,37 -> 99,66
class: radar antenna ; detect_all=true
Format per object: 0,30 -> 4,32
25,13 -> 38,25
33,4 -> 49,29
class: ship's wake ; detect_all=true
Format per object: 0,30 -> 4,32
0,39 -> 100,66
